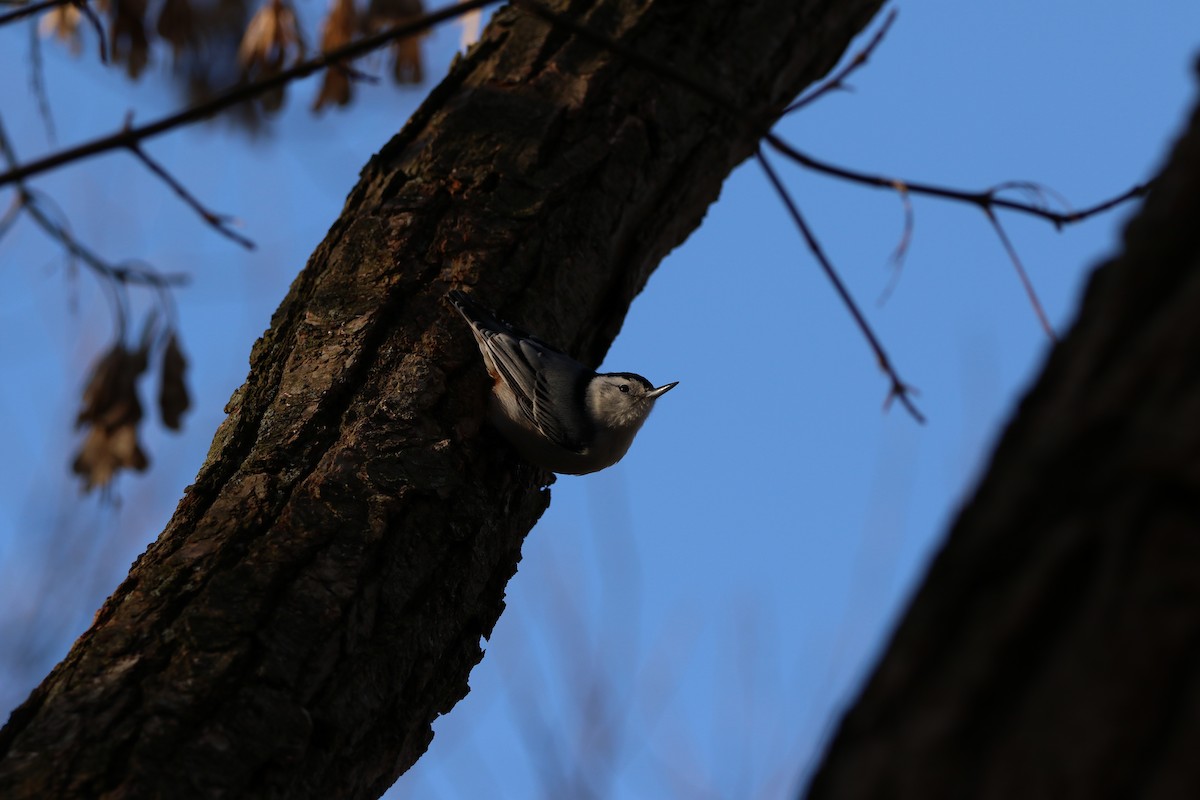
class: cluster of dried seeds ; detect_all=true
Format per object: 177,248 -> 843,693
72,322 -> 191,491
38,0 -> 432,115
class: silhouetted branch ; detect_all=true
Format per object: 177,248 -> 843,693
756,148 -> 925,423
0,117 -> 186,289
517,0 -> 1149,229
784,8 -> 897,114
2,0 -> 106,60
985,208 -> 1056,341
0,0 -> 499,188
5,0 -> 1148,420
125,135 -> 255,250
877,183 -> 913,306
21,189 -> 189,288
512,0 -> 1144,417
0,0 -> 65,26
28,24 -> 57,144
764,134 -> 1151,227
74,0 -> 106,62
0,194 -> 20,242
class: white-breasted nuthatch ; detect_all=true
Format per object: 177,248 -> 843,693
449,290 -> 677,475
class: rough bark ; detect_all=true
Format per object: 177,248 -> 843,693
805,68 -> 1200,800
0,0 -> 884,797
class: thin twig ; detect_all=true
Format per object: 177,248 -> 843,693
985,208 -> 1056,341
22,189 -> 189,287
785,9 -> 897,115
0,194 -> 21,242
518,0 -> 1149,228
0,0 -> 500,188
516,0 -> 1145,416
336,62 -> 381,85
765,133 -> 1151,228
0,0 -> 105,63
24,189 -> 189,287
0,116 -> 185,289
74,0 -> 107,63
126,136 -> 256,250
756,148 -> 925,423
0,0 -> 63,26
992,180 -> 1072,216
28,22 -> 58,145
877,182 -> 913,306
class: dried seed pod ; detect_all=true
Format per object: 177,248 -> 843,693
76,345 -> 128,428
110,0 -> 151,79
77,345 -> 148,429
239,0 -> 305,112
72,339 -> 151,491
158,332 -> 191,430
239,0 -> 304,72
72,424 -> 150,491
313,0 -> 357,111
39,5 -> 84,54
390,36 -> 421,84
363,0 -> 423,84
156,0 -> 195,59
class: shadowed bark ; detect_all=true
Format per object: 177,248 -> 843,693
805,67 -> 1200,800
0,0 -> 884,797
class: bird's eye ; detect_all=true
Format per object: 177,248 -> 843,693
618,384 -> 629,393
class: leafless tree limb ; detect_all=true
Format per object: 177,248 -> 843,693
0,0 -> 65,26
756,148 -> 925,423
0,117 -> 186,289
27,24 -> 57,144
764,134 -> 1151,228
514,0 -> 1141,415
984,208 -> 1056,341
877,183 -> 913,306
73,0 -> 106,62
124,132 -> 256,250
3,0 -> 1149,419
784,8 -> 897,115
0,0 -> 499,188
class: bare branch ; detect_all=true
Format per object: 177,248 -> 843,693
0,117 -> 186,289
985,208 -> 1057,341
21,189 -> 189,288
0,0 -> 65,26
0,194 -> 21,242
4,0 -> 1146,421
28,22 -> 58,144
0,0 -> 500,188
785,8 -> 897,115
74,0 -> 107,63
877,182 -> 913,306
125,135 -> 256,250
1,0 -> 106,60
765,133 -> 1150,227
515,0 -> 1139,412
756,148 -> 925,423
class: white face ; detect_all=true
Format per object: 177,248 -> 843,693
587,374 -> 672,429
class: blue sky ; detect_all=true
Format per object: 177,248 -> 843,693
1,2 -> 1198,797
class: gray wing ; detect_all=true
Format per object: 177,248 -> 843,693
485,334 -> 590,453
450,291 -> 590,452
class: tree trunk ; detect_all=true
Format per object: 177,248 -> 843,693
0,1 -> 883,797
804,67 -> 1200,800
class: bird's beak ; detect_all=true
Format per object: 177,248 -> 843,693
647,381 -> 679,400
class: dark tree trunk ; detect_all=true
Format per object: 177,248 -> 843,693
0,1 -> 883,797
805,68 -> 1200,800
